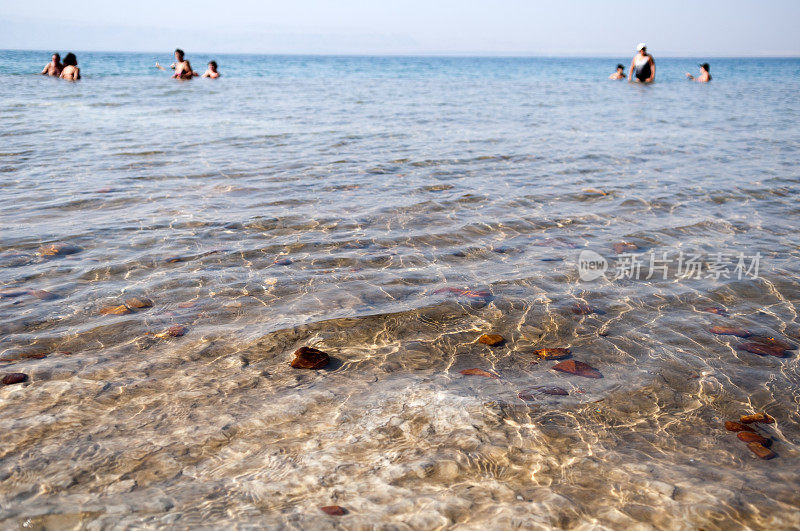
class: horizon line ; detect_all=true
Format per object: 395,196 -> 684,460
3,48 -> 800,60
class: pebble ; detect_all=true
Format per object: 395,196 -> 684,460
740,412 -> 775,424
125,297 -> 154,309
518,386 -> 569,400
552,360 -> 602,379
2,373 -> 28,385
572,303 -> 600,315
100,305 -> 132,316
708,326 -> 751,338
320,506 -> 347,516
724,421 -> 755,432
460,368 -> 499,379
37,243 -> 81,257
702,307 -> 729,316
478,334 -> 505,346
154,325 -> 188,339
273,258 -> 292,266
737,432 -> 771,445
612,242 -> 638,254
534,347 -> 571,360
290,347 -> 330,369
747,442 -> 776,460
737,342 -> 789,358
28,289 -> 59,300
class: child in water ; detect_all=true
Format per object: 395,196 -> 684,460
202,61 -> 220,78
686,63 -> 712,83
608,64 -> 625,80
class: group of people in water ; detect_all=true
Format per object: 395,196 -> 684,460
609,43 -> 711,83
155,49 -> 220,79
40,52 -> 81,80
41,43 -> 710,83
39,48 -> 219,81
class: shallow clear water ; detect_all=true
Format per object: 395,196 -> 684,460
1,51 -> 800,529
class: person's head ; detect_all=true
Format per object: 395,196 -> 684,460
616,64 -> 624,72
208,60 -> 217,71
174,49 -> 185,60
700,62 -> 710,73
637,43 -> 647,55
63,53 -> 77,67
52,53 -> 61,63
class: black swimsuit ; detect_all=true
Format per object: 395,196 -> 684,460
633,56 -> 652,82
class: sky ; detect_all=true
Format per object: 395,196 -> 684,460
1,0 -> 799,56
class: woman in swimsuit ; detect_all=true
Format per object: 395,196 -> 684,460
628,43 -> 655,83
60,53 -> 80,81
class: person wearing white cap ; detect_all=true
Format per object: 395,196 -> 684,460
628,43 -> 655,83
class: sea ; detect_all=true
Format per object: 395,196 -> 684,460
1,50 -> 799,529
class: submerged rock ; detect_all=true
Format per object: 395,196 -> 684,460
709,326 -> 751,338
612,242 -> 638,254
125,297 -> 154,309
552,360 -> 602,379
534,347 -> 571,360
2,373 -> 28,385
740,412 -> 775,424
478,334 -> 505,347
518,386 -> 569,400
724,421 -> 755,432
738,342 -> 790,358
460,368 -> 499,379
28,289 -> 59,300
572,303 -> 602,315
37,243 -> 81,257
154,325 -> 188,339
747,442 -> 776,460
273,258 -> 292,266
702,307 -> 729,316
737,432 -> 771,445
290,347 -> 330,369
100,305 -> 132,316
320,506 -> 347,516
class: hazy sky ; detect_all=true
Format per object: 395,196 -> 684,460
1,0 -> 798,56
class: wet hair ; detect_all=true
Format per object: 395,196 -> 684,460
616,64 -> 624,70
701,62 -> 710,71
209,61 -> 217,69
53,53 -> 61,61
63,53 -> 77,67
175,48 -> 185,58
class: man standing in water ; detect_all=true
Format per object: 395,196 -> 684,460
628,43 -> 655,83
155,49 -> 197,79
40,53 -> 63,77
686,63 -> 712,82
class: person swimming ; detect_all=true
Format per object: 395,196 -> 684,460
686,62 -> 712,83
40,53 -> 63,77
60,53 -> 80,81
628,43 -> 655,83
609,64 -> 625,80
202,61 -> 220,78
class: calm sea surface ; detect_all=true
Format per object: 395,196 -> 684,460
1,51 -> 800,529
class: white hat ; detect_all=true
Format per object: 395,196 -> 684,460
636,43 -> 647,51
